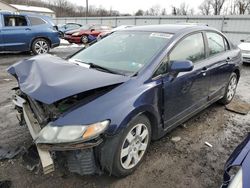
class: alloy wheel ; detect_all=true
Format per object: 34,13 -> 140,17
227,76 -> 237,101
81,36 -> 88,44
34,40 -> 49,54
120,123 -> 149,170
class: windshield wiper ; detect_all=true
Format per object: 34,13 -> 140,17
70,59 -> 125,75
88,63 -> 124,75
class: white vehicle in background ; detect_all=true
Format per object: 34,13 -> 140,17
238,37 -> 250,64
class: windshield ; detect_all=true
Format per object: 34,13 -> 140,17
70,31 -> 171,75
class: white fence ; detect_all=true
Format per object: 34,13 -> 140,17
54,15 -> 250,44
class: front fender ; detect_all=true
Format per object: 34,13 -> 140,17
53,78 -> 163,137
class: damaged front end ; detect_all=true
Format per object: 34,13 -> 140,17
13,88 -> 110,175
8,55 -> 129,175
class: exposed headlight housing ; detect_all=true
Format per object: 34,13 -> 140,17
72,32 -> 80,36
228,168 -> 242,188
36,120 -> 109,144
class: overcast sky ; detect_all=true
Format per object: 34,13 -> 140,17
68,0 -> 204,14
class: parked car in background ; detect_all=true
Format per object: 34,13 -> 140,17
221,133 -> 250,188
58,23 -> 82,38
238,37 -> 250,64
8,24 -> 241,177
64,24 -> 112,44
0,12 -> 60,55
97,25 -> 134,40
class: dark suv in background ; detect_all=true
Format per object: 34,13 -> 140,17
0,12 -> 60,54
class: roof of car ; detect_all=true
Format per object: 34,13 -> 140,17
124,24 -> 210,33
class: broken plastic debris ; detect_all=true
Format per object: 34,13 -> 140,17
0,146 -> 25,160
205,142 -> 213,148
171,136 -> 181,143
3,79 -> 11,81
22,145 -> 40,173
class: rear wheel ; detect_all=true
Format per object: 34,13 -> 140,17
31,38 -> 50,55
219,73 -> 238,105
101,115 -> 151,177
81,35 -> 89,44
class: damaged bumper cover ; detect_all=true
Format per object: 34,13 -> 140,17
13,95 -> 106,175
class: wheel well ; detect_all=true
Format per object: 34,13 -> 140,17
141,111 -> 159,140
234,69 -> 240,81
31,37 -> 51,49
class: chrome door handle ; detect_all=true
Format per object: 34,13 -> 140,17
200,67 -> 207,76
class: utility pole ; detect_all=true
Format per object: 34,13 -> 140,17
86,0 -> 88,17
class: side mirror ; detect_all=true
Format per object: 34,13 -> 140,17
240,39 -> 245,42
170,60 -> 194,73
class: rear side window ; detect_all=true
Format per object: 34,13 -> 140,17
29,17 -> 46,25
170,33 -> 205,63
4,15 -> 27,27
206,32 -> 226,55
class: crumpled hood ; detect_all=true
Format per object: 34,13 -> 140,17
7,54 -> 129,104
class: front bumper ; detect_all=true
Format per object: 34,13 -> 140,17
242,53 -> 250,63
13,95 -> 101,175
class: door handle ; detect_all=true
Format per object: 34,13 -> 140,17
25,28 -> 31,31
200,67 -> 207,76
198,67 -> 208,76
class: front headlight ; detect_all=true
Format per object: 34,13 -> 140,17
72,32 -> 80,36
228,168 -> 242,188
36,120 -> 109,144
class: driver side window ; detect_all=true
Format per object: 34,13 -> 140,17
153,32 -> 205,78
170,32 -> 205,63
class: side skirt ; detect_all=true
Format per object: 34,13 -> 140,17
161,95 -> 222,136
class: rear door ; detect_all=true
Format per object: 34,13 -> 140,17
2,14 -> 31,51
204,31 -> 233,100
161,32 -> 211,129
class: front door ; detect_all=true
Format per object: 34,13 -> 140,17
2,14 -> 31,51
162,32 -> 210,129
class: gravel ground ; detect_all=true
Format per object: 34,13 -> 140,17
0,47 -> 249,188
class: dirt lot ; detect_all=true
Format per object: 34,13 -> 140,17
0,47 -> 250,188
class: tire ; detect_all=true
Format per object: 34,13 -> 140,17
31,38 -> 50,55
100,115 -> 151,177
81,35 -> 89,44
219,72 -> 238,105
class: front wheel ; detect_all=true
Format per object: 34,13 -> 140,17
219,72 -> 238,105
81,35 -> 89,44
101,115 -> 151,177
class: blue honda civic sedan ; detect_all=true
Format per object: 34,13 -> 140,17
0,12 -> 60,54
8,24 -> 242,177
